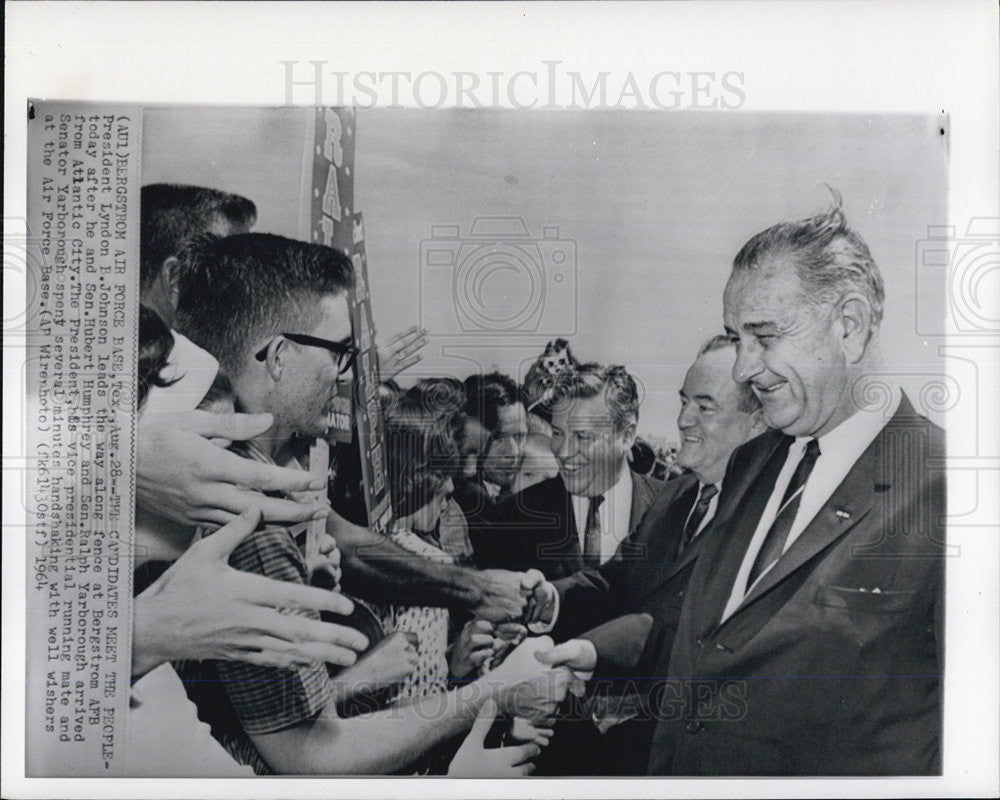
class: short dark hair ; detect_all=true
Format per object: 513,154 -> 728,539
732,191 -> 885,327
463,372 -> 522,435
405,378 -> 468,419
137,304 -> 178,408
698,334 -> 761,414
385,405 -> 460,519
549,363 -> 639,432
174,233 -> 353,378
140,184 -> 256,291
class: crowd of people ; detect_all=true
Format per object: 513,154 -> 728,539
126,182 -> 944,777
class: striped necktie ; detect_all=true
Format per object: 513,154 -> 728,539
583,494 -> 605,567
680,483 -> 719,553
747,438 -> 821,588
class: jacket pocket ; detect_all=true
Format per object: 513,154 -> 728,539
813,584 -> 914,614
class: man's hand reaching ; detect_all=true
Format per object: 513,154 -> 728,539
137,410 -> 331,527
447,700 -> 540,777
474,569 -> 547,624
132,508 -> 368,679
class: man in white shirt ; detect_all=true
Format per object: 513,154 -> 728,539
641,197 -> 946,775
482,364 -> 662,580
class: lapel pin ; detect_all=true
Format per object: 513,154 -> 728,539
835,509 -> 851,520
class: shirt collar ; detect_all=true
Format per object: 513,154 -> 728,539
804,384 -> 901,464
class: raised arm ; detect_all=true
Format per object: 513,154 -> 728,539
330,509 -> 541,623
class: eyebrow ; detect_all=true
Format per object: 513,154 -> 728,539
693,394 -> 717,405
743,320 -> 783,334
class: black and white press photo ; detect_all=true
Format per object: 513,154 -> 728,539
23,103 -> 957,780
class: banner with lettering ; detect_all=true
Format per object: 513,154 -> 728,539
347,213 -> 392,535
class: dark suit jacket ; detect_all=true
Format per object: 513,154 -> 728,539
473,471 -> 661,580
552,472 -> 706,679
647,396 -> 945,776
545,472 -> 710,775
452,478 -> 500,565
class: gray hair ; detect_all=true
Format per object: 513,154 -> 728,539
732,190 -> 885,328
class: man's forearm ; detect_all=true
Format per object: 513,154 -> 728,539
253,681 -> 486,775
337,523 -> 482,609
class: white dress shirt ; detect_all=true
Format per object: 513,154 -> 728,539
720,388 -> 901,623
570,463 -> 633,565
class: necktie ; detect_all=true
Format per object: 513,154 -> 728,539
747,438 -> 821,588
583,494 -> 605,567
680,483 -> 719,553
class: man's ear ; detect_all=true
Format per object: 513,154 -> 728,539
748,407 -> 767,436
621,421 -> 638,449
160,256 -> 182,309
261,337 -> 286,380
838,293 -> 872,364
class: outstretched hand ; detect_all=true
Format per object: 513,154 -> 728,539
448,700 -> 540,777
534,638 -> 596,697
132,508 -> 368,679
524,576 -> 558,631
450,619 -> 496,679
137,410 -> 331,527
474,569 -> 547,623
489,636 -> 574,723
377,325 -> 428,381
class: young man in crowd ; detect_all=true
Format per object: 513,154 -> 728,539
456,372 -> 529,564
172,232 -> 567,774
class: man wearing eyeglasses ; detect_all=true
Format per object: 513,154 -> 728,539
172,233 -> 556,774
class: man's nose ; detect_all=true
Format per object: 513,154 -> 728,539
678,403 -> 696,430
555,434 -> 573,460
733,340 -> 763,385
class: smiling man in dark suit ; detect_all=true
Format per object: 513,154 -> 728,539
481,363 -> 662,581
526,337 -> 766,773
639,198 -> 946,775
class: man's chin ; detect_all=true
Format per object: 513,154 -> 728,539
560,474 -> 588,495
676,446 -> 699,470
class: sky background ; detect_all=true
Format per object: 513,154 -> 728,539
144,108 -> 948,445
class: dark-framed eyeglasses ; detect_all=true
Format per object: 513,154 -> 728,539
255,332 -> 359,376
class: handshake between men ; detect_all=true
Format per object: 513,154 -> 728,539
524,576 -> 599,675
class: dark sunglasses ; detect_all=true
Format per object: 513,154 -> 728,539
255,332 -> 359,376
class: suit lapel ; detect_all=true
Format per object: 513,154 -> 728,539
628,472 -> 658,533
738,449 -> 875,611
627,476 -> 697,602
726,409 -> 892,621
693,433 -> 792,635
